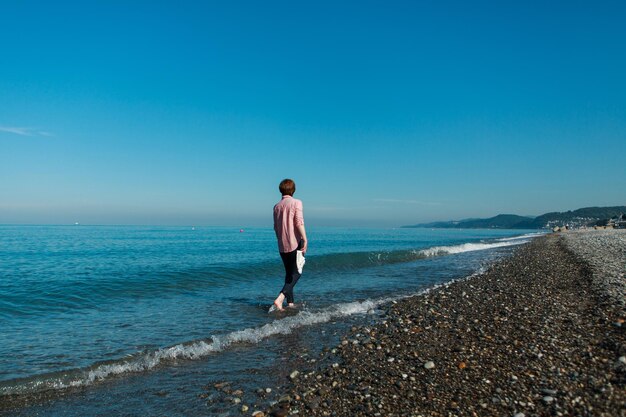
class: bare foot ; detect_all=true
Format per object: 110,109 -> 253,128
273,293 -> 285,311
287,303 -> 296,308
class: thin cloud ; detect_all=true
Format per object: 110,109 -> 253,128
0,126 -> 54,137
374,198 -> 441,206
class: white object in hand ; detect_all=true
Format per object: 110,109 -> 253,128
296,250 -> 306,274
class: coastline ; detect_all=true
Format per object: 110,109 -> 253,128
261,231 -> 625,416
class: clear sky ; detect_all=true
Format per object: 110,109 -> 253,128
1,1 -> 625,227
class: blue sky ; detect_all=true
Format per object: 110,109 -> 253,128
1,1 -> 625,227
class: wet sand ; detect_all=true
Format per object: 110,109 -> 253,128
263,232 -> 625,417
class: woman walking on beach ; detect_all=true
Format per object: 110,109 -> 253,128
273,179 -> 308,311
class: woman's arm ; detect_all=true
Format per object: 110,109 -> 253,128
296,224 -> 308,254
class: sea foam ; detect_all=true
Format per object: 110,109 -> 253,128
417,237 -> 531,257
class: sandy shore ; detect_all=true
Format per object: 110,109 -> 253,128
260,232 -> 625,417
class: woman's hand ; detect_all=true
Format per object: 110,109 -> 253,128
300,238 -> 308,254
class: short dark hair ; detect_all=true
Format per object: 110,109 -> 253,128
279,179 -> 296,196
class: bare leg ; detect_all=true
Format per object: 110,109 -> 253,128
273,293 -> 285,311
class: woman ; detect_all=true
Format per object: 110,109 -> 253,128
272,178 -> 308,310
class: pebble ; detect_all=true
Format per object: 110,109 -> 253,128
265,387 -> 272,393
541,388 -> 557,396
241,405 -> 249,412
424,361 -> 435,369
513,413 -> 525,417
619,356 -> 626,364
542,396 -> 554,404
290,370 -> 300,380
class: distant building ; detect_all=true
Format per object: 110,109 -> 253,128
544,216 -> 598,230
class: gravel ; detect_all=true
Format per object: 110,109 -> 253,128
562,229 -> 626,309
265,232 -> 626,416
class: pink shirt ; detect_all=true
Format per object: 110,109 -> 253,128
273,195 -> 304,253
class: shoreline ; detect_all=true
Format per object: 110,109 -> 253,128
1,231 -> 623,416
262,231 -> 625,416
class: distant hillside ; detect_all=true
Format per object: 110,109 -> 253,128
414,214 -> 532,229
403,206 -> 626,229
531,206 -> 626,228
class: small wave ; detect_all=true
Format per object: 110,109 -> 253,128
496,232 -> 545,242
0,298 -> 391,396
417,239 -> 529,257
307,237 -> 530,272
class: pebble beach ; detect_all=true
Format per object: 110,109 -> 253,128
252,231 -> 625,417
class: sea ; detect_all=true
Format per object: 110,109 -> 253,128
0,225 -> 542,416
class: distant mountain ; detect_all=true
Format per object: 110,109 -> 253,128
413,214 -> 532,229
531,206 -> 626,228
403,206 -> 626,229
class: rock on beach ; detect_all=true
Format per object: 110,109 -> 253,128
270,231 -> 625,416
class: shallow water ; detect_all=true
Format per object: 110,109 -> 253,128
0,226 -> 541,414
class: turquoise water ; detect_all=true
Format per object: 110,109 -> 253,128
0,225 -> 540,413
